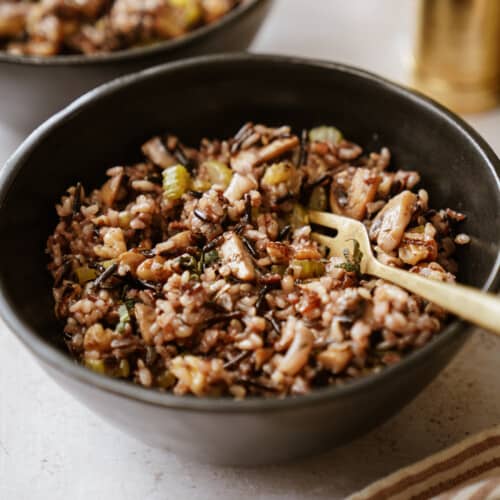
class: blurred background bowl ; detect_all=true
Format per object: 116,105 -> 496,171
0,0 -> 272,133
0,54 -> 498,465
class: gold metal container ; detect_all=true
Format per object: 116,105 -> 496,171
413,0 -> 500,113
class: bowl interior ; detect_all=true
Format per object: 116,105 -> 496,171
1,55 -> 499,358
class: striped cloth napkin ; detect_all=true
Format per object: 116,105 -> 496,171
349,425 -> 500,500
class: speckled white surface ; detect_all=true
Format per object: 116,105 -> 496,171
1,1 -> 499,499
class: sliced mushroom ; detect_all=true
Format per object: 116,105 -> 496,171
369,190 -> 417,253
230,136 -> 299,174
330,168 -> 381,220
257,136 -> 299,164
230,150 -> 259,175
318,346 -> 352,374
223,173 -> 258,202
409,262 -> 455,283
117,250 -> 146,275
155,230 -> 192,254
141,136 -> 176,168
265,242 -> 292,264
100,173 -> 124,207
220,232 -> 255,281
278,320 -> 313,376
398,223 -> 438,265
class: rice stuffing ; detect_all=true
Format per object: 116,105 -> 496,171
47,123 -> 468,398
0,0 -> 240,56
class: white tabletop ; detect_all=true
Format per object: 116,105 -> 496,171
1,1 -> 499,499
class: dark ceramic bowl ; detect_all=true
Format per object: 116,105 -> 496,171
0,0 -> 272,132
0,54 -> 499,465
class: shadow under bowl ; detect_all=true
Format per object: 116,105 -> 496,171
0,53 -> 499,465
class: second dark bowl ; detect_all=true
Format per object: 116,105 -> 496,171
0,54 -> 499,465
0,0 -> 272,132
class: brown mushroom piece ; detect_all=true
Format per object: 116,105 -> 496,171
330,168 -> 381,220
230,136 -> 299,175
100,173 -> 124,207
220,232 -> 255,281
369,190 -> 417,253
256,136 -> 299,164
141,137 -> 176,168
278,321 -> 313,376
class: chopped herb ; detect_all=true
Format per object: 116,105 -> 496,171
335,239 -> 363,275
124,298 -> 136,310
203,249 -> 219,268
116,304 -> 130,333
178,254 -> 198,273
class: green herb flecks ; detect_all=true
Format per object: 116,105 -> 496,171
116,303 -> 130,333
336,239 -> 363,276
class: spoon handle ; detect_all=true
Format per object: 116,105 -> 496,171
367,259 -> 500,335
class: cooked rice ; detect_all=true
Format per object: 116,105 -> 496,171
47,123 -> 467,398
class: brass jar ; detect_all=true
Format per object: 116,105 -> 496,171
413,0 -> 500,113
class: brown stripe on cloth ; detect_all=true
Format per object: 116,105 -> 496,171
349,425 -> 500,500
414,458 -> 500,499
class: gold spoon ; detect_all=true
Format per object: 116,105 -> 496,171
308,210 -> 500,335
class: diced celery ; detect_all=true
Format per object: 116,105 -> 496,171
163,164 -> 190,200
117,359 -> 130,378
101,259 -> 117,269
290,259 -> 325,279
116,304 -> 130,333
270,264 -> 287,276
74,266 -> 99,284
309,126 -> 343,145
157,371 -> 176,389
203,160 -> 233,189
168,0 -> 201,25
262,162 -> 292,186
289,203 -> 309,228
190,177 -> 211,192
84,358 -> 106,374
308,185 -> 328,211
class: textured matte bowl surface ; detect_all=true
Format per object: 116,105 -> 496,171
0,0 -> 272,132
0,54 -> 498,464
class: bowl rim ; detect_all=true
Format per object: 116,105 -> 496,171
1,53 -> 499,413
0,0 -> 264,66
